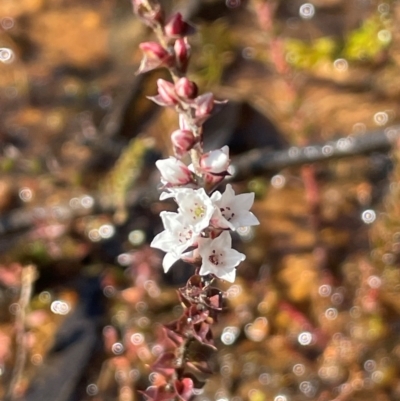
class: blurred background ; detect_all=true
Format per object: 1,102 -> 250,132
2,0 -> 400,400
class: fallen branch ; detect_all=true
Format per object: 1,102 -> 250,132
229,125 -> 400,181
1,125 -> 399,237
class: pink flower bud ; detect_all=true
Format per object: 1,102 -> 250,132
137,42 -> 173,74
171,129 -> 196,155
164,13 -> 196,38
156,157 -> 193,186
200,146 -> 230,174
193,92 -> 214,124
147,79 -> 179,106
193,93 -> 228,124
157,79 -> 178,104
139,41 -> 168,59
174,38 -> 191,73
195,93 -> 214,115
175,77 -> 197,99
164,13 -> 185,37
203,172 -> 225,188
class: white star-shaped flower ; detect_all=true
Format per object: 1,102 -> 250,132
160,187 -> 215,233
198,231 -> 245,282
150,211 -> 199,272
175,188 -> 215,232
211,184 -> 260,230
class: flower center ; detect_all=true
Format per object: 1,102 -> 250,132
190,202 -> 205,220
220,206 -> 235,221
178,227 -> 193,243
208,249 -> 223,266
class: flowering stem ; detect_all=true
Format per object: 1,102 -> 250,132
132,1 -> 259,399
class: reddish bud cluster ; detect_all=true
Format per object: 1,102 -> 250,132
146,77 -> 227,158
148,78 -> 198,105
136,12 -> 193,75
141,276 -> 223,401
148,79 -> 222,125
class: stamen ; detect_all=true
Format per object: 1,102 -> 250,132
209,254 -> 219,265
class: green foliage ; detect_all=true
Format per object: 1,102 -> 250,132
248,178 -> 268,199
196,20 -> 234,86
342,16 -> 391,61
100,136 -> 155,223
285,15 -> 392,71
0,157 -> 15,172
285,36 -> 337,70
22,240 -> 52,266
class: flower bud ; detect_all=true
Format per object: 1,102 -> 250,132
164,13 -> 196,38
200,146 -> 230,174
156,157 -> 193,186
203,172 -> 225,188
137,42 -> 173,74
174,38 -> 191,73
171,129 -> 196,155
147,79 -> 179,106
194,92 -> 214,123
175,77 -> 198,99
157,79 -> 178,104
139,41 -> 168,59
193,93 -> 228,124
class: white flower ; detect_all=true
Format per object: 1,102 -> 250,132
150,211 -> 199,272
198,231 -> 245,282
155,157 -> 192,186
211,184 -> 260,230
200,146 -> 230,174
160,187 -> 215,233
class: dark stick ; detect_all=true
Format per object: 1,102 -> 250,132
1,125 -> 399,237
229,125 -> 400,181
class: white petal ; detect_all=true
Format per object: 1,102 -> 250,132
223,247 -> 246,266
210,208 -> 234,230
150,229 -> 174,252
200,146 -> 230,174
213,229 -> 232,248
210,190 -> 222,202
163,252 -> 180,272
216,268 -> 236,283
160,190 -> 175,200
220,184 -> 235,202
233,212 -> 260,228
160,211 -> 181,232
232,192 -> 255,211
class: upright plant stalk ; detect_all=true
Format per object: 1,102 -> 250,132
132,1 -> 259,399
6,265 -> 36,401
